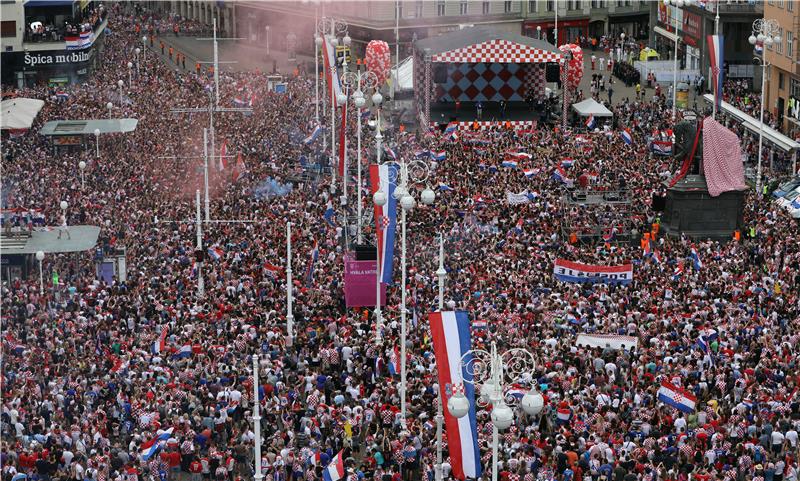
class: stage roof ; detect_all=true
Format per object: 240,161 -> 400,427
0,226 -> 100,256
40,118 -> 138,136
415,26 -> 562,64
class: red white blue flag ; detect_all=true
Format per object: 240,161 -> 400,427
707,35 -> 724,113
429,311 -> 482,480
322,449 -> 345,481
657,380 -> 697,413
369,163 -> 399,284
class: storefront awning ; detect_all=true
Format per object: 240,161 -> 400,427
654,26 -> 679,43
39,118 -> 138,136
704,94 -> 800,152
24,0 -> 74,7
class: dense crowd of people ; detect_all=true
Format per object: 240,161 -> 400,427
2,6 -> 800,481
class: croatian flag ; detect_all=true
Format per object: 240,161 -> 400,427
620,129 -> 633,145
652,140 -> 673,156
472,320 -> 488,331
384,145 -> 398,160
303,125 -> 322,145
449,130 -> 459,141
501,160 -> 518,169
505,384 -> 526,400
140,428 -> 174,461
322,450 -> 346,481
429,311 -> 482,480
524,169 -> 537,178
432,151 -> 447,162
707,34 -> 725,113
305,240 -> 319,287
232,152 -> 247,182
56,91 -> 69,101
690,246 -> 703,271
388,345 -> 400,377
444,122 -> 458,136
657,380 -> 697,413
561,159 -> 575,168
370,163 -> 399,284
208,246 -> 223,261
233,97 -> 246,107
218,140 -> 228,171
553,166 -> 570,183
506,152 -> 533,160
586,115 -> 596,129
173,345 -> 192,359
556,407 -> 572,422
672,262 -> 684,281
152,327 -> 167,355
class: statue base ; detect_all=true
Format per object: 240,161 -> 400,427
660,175 -> 746,240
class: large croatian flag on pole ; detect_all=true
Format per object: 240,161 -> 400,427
657,380 -> 697,413
369,163 -> 399,284
706,34 -> 724,113
429,311 -> 482,480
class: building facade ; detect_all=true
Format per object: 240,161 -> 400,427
141,0 -> 237,37
522,0 -> 649,46
764,0 -> 800,137
649,0 -> 762,88
1,0 -> 109,87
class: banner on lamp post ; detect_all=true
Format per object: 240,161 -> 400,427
344,255 -> 386,307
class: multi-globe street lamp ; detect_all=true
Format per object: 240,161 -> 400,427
749,18 -> 781,196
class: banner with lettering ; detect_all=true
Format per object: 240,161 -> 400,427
553,259 -> 633,285
344,255 -> 387,307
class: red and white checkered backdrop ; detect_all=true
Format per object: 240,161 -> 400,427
434,63 -> 546,102
431,39 -> 562,64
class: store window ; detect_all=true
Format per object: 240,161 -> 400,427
504,0 -> 513,12
1,20 -> 15,37
437,0 -> 445,16
460,0 -> 468,14
483,1 -> 490,14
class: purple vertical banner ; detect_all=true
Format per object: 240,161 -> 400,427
344,255 -> 386,307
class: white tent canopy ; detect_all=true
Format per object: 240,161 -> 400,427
1,98 -> 45,130
572,98 -> 613,118
391,56 -> 414,92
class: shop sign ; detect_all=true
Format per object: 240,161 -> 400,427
24,49 -> 92,67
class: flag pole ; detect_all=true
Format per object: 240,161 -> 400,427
286,221 -> 294,344
195,190 -> 204,299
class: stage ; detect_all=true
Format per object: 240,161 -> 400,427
428,100 -> 561,130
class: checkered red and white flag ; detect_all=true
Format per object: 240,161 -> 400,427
702,117 -> 746,197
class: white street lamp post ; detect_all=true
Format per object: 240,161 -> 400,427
252,354 -> 264,481
448,343 -> 545,481
142,35 -> 148,62
340,37 -> 351,207
265,26 -> 270,57
434,234 -> 446,481
286,221 -> 294,343
35,250 -> 45,295
749,18 -> 780,197
134,48 -> 141,76
78,160 -> 86,190
373,189 -> 387,346
93,128 -> 100,157
343,66 -> 379,243
117,79 -> 125,106
106,102 -> 113,118
536,25 -> 541,41
127,62 -> 133,86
